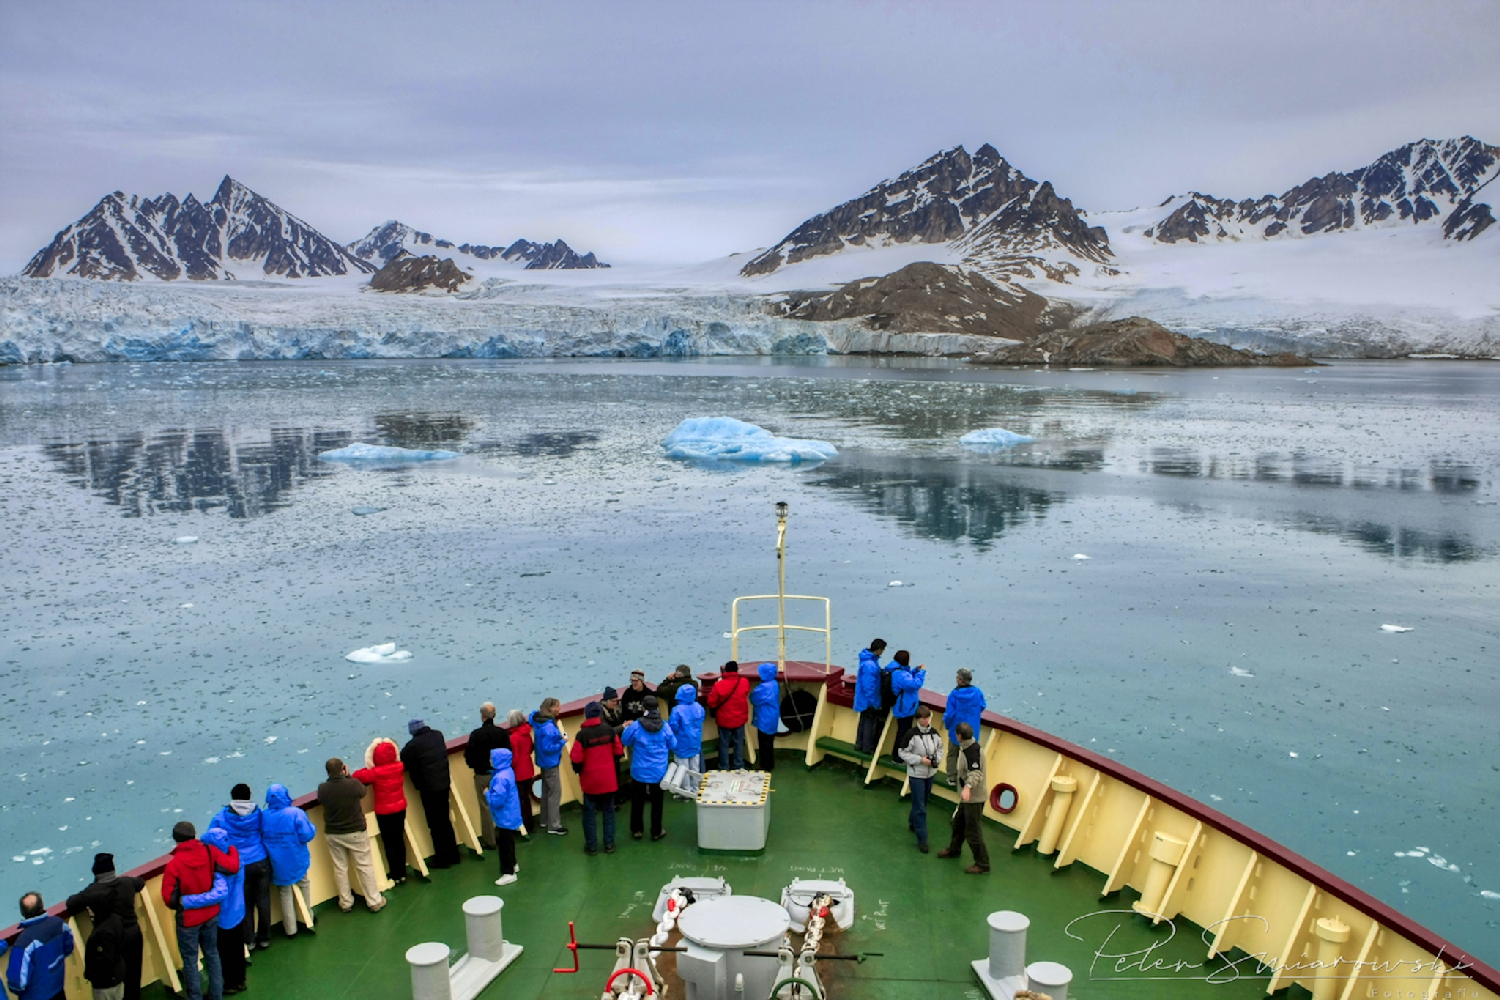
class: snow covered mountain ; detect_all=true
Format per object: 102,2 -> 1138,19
1143,137 -> 1498,244
23,177 -> 374,281
741,143 -> 1111,278
346,220 -> 609,269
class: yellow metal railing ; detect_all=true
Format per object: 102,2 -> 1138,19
730,594 -> 831,672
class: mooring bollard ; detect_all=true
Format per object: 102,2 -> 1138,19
407,942 -> 453,1000
987,910 -> 1030,981
1025,960 -> 1072,1000
463,896 -> 506,963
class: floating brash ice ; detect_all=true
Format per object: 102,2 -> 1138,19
318,443 -> 459,464
663,417 -> 837,464
959,427 -> 1034,449
345,642 -> 413,664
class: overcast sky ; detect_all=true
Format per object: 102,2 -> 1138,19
2,0 -> 1496,270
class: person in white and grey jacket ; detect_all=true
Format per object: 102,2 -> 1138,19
897,705 -> 944,853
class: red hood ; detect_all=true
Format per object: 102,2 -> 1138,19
373,741 -> 398,765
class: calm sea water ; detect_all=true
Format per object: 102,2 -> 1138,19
1,357 -> 1496,960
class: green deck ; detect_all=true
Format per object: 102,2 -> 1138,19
149,756 -> 1287,999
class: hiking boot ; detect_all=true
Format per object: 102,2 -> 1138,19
604,844 -> 616,854
964,865 -> 990,875
919,843 -> 930,854
936,848 -> 960,859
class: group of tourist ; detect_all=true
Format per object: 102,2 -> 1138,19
4,655 -> 992,1000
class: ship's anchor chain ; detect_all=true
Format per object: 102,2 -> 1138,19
771,892 -> 832,999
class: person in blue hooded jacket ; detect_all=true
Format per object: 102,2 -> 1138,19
944,668 -> 987,784
852,639 -> 887,754
260,784 -> 315,937
749,662 -> 782,772
888,650 -> 927,754
668,683 -> 706,774
484,748 -> 523,887
531,699 -> 567,836
208,783 -> 272,950
182,827 -> 249,994
620,696 -> 677,841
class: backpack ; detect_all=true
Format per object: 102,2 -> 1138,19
879,668 -> 897,711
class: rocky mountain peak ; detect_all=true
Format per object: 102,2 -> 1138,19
346,224 -> 609,270
741,143 -> 1110,278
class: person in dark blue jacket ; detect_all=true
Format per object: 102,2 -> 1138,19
852,639 -> 887,754
888,650 -> 927,754
260,784 -> 315,937
749,662 -> 782,771
484,748 -> 523,887
182,827 -> 248,994
531,699 -> 567,836
621,697 -> 677,841
944,668 -> 987,784
669,682 -> 706,773
208,783 -> 272,950
5,892 -> 73,1000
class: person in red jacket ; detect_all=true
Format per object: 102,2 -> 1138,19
161,821 -> 239,1000
705,661 -> 752,770
353,738 -> 409,885
568,701 -> 624,856
503,709 -> 537,834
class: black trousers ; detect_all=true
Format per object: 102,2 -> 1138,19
757,730 -> 776,771
122,922 -> 144,1000
241,858 -> 273,948
496,828 -> 517,876
219,920 -> 247,991
855,709 -> 886,754
518,786 -> 535,833
418,786 -> 461,867
376,810 -> 407,879
948,802 -> 990,869
630,781 -> 664,837
893,715 -> 914,756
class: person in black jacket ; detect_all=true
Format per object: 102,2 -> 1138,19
84,898 -> 127,1000
620,670 -> 651,721
401,718 -> 461,869
464,703 -> 510,851
66,853 -> 144,1000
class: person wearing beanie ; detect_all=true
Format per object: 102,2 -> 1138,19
501,709 -> 537,834
6,892 -> 73,1000
207,783 -> 272,950
464,703 -> 511,851
569,700 -> 624,855
317,758 -> 386,915
620,696 -> 677,841
260,785 -> 315,937
654,664 -> 696,710
83,894 -> 127,1000
529,699 -> 567,835
599,686 -> 630,807
401,719 -> 461,868
353,738 -> 409,883
161,821 -> 239,1000
620,670 -> 651,722
705,661 -> 751,770
65,853 -> 145,1000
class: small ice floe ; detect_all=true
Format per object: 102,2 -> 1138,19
174,536 -> 198,545
179,603 -> 194,609
1072,553 -> 1090,560
1380,624 -> 1413,633
662,417 -> 837,464
1230,666 -> 1255,678
264,736 -> 277,744
888,580 -> 903,587
959,428 -> 1034,450
351,506 -> 387,516
1289,751 -> 1299,758
318,443 -> 459,465
203,757 -> 220,764
345,642 -> 413,664
1481,890 -> 1500,900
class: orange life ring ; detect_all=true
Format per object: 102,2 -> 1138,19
989,783 -> 1018,814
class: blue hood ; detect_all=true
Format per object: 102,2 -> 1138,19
490,747 -> 513,772
676,684 -> 698,706
209,803 -> 267,865
200,827 -> 230,851
750,662 -> 781,733
758,662 -> 778,681
484,753 -> 522,831
266,783 -> 292,810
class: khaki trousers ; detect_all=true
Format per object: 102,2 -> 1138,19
472,771 -> 497,849
325,830 -> 385,910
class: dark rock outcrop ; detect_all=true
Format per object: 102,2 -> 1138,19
24,177 -> 374,281
742,144 -> 1109,276
346,222 -> 609,269
779,262 -> 1064,340
975,317 -> 1312,367
368,254 -> 472,293
1144,137 -> 1498,244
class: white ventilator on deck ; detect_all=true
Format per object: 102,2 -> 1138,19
663,758 -> 704,798
406,896 -> 522,1000
677,895 -> 791,1000
971,910 -> 1072,1000
780,878 -> 854,932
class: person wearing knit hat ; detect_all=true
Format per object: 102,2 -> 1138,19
599,685 -> 630,806
620,670 -> 650,722
401,718 -> 461,868
66,853 -> 146,1000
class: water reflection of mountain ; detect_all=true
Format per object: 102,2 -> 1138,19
42,427 -> 352,518
1288,512 -> 1487,563
807,453 -> 1064,550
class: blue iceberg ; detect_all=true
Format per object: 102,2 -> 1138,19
959,428 -> 1034,450
318,443 -> 460,464
663,417 -> 837,464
